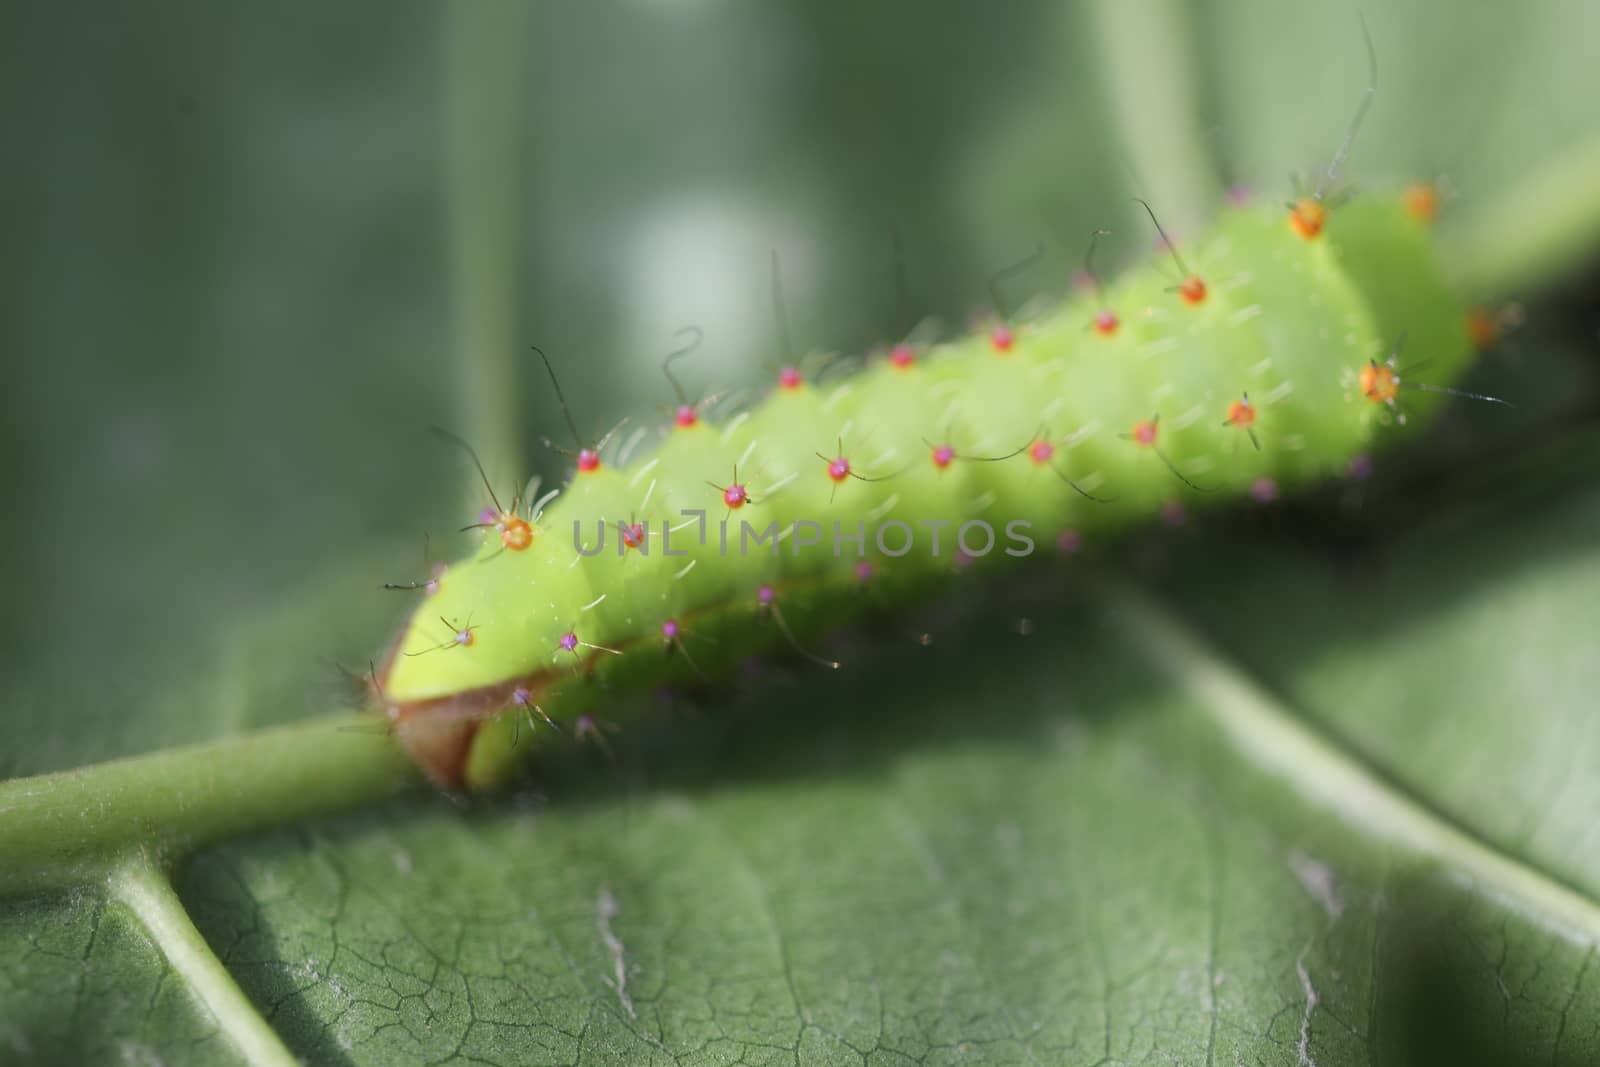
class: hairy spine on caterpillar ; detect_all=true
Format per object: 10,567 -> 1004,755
376,194 -> 1474,790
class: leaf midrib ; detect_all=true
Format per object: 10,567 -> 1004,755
1102,575 -> 1600,946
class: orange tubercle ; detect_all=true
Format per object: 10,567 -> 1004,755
499,516 -> 534,551
1225,397 -> 1256,428
1359,361 -> 1400,404
1466,308 -> 1500,351
1288,197 -> 1326,240
1177,276 -> 1207,305
1403,182 -> 1440,225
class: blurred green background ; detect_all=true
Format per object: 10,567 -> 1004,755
4,0 -> 1599,776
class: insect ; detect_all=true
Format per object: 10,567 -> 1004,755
372,181 -> 1505,790
371,35 -> 1510,791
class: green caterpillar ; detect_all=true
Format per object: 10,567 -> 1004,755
375,190 -> 1474,791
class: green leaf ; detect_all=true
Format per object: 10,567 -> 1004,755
6,471 -> 1600,1064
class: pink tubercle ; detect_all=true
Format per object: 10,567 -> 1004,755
990,325 -> 1015,353
889,343 -> 915,369
1347,453 -> 1374,481
661,618 -> 681,642
1028,439 -> 1055,464
576,449 -> 601,473
778,366 -> 803,390
855,560 -> 874,582
826,457 -> 851,482
674,405 -> 698,429
757,584 -> 776,606
559,631 -> 579,653
1250,477 -> 1279,503
723,483 -> 748,508
1055,529 -> 1082,555
931,444 -> 955,470
1161,499 -> 1187,527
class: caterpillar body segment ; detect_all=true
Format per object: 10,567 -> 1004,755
378,195 -> 1475,790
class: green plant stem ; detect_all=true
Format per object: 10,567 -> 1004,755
446,0 -> 533,513
0,712 -> 418,897
111,855 -> 301,1067
1087,0 -> 1221,235
1443,129 -> 1600,299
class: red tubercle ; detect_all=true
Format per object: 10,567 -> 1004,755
931,444 -> 955,470
713,466 -> 750,509
620,522 -> 646,550
1092,309 -> 1119,337
778,366 -> 804,390
1176,276 -> 1207,305
826,456 -> 851,483
1028,439 -> 1055,464
576,449 -> 601,473
889,343 -> 915,369
990,325 -> 1014,353
1131,419 -> 1159,447
674,404 -> 698,429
